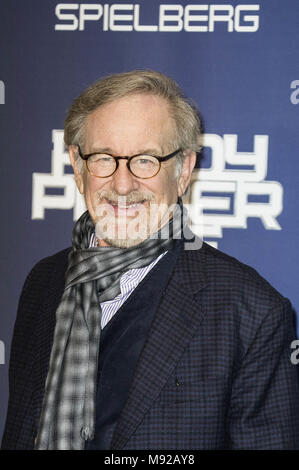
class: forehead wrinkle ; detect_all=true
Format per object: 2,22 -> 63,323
84,94 -> 176,157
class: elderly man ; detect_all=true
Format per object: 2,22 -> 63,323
2,70 -> 299,450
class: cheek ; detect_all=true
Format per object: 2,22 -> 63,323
84,175 -> 102,197
160,170 -> 179,201
83,177 -> 104,213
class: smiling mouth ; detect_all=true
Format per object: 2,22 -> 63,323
109,200 -> 146,207
104,198 -> 147,215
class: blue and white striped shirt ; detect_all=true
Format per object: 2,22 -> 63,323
89,233 -> 166,329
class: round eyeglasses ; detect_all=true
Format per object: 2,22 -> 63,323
77,146 -> 182,179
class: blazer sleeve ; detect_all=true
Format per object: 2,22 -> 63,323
1,248 -> 69,449
227,298 -> 299,449
1,265 -> 40,449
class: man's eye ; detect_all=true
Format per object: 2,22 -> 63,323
135,157 -> 157,166
90,154 -> 113,163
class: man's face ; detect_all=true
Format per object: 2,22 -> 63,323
69,93 -> 196,247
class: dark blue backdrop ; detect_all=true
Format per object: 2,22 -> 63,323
1,0 -> 299,440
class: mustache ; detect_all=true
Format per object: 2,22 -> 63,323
98,191 -> 156,205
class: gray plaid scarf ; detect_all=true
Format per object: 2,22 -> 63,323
35,201 -> 186,450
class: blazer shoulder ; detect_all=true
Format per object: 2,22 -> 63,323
11,246 -> 71,365
16,247 -> 71,321
24,247 -> 71,287
29,246 -> 71,273
196,242 -> 289,309
14,246 -> 71,335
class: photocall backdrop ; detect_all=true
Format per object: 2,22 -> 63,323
0,0 -> 298,440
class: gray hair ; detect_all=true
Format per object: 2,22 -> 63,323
64,70 -> 202,175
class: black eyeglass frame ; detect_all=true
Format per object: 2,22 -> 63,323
77,145 -> 182,179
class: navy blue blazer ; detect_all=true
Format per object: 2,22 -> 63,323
2,239 -> 299,449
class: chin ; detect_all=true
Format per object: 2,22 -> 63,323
96,217 -> 151,248
101,236 -> 148,249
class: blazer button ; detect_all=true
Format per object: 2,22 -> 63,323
80,426 -> 90,440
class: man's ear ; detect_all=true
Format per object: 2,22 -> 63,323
177,151 -> 197,197
69,145 -> 84,194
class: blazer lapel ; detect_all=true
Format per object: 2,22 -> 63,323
110,242 -> 208,449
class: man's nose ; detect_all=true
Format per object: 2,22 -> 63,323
110,159 -> 139,195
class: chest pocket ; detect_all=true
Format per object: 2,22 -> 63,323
157,375 -> 230,409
